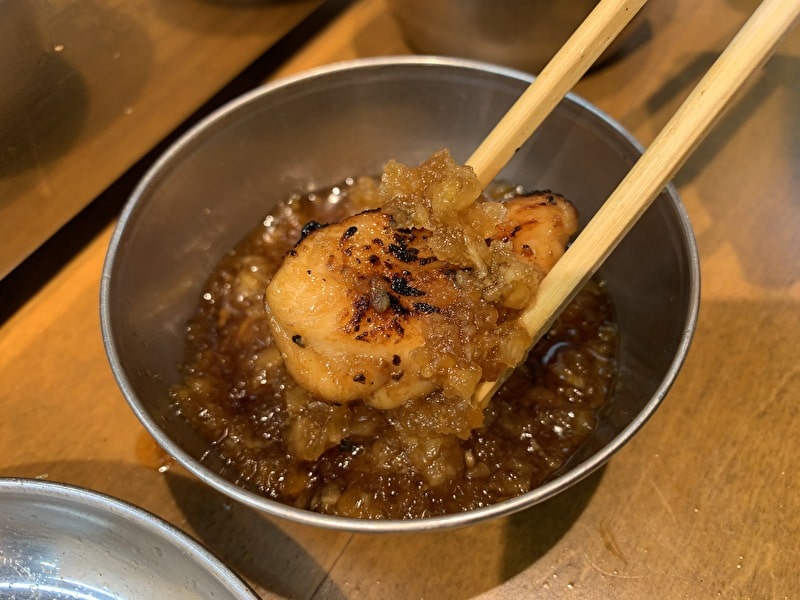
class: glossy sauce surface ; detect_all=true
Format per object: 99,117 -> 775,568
171,179 -> 618,519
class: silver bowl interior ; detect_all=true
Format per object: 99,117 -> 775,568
0,478 -> 256,599
101,57 -> 699,533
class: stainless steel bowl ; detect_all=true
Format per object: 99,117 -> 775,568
385,0 -> 653,74
0,478 -> 257,599
101,56 -> 699,533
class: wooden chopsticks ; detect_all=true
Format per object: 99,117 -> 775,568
467,0 -> 649,188
473,0 -> 800,405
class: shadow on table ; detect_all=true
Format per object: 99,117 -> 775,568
162,456 -> 603,599
635,49 -> 800,291
0,0 -> 152,183
500,468 -> 604,580
302,468 -> 605,600
0,52 -> 88,180
165,471 -> 348,600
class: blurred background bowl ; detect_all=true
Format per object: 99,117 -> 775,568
101,56 -> 699,533
386,0 -> 654,73
0,478 -> 257,599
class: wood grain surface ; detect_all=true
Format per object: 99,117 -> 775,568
0,0 -> 323,279
1,0 -> 798,598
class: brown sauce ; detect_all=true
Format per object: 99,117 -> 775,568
170,176 -> 618,519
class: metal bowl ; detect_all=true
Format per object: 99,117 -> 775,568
0,478 -> 257,599
101,57 -> 699,533
385,0 -> 653,74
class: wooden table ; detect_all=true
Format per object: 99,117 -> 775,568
0,0 -> 325,279
2,0 -> 798,597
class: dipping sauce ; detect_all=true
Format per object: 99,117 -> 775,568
170,171 -> 618,520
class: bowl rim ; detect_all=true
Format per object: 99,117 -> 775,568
0,477 -> 258,598
100,55 -> 700,533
